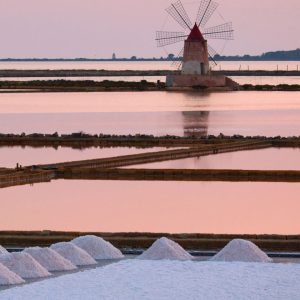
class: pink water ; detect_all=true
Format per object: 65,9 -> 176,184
125,148 -> 300,170
0,61 -> 299,71
1,180 -> 299,235
0,146 -> 167,168
0,91 -> 300,137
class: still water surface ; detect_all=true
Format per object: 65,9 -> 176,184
1,77 -> 299,235
0,147 -> 167,168
126,148 -> 300,170
0,91 -> 300,137
1,180 -> 299,235
0,61 -> 299,71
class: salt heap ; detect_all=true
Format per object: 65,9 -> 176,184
0,252 -> 51,279
50,242 -> 97,266
0,262 -> 25,286
24,247 -> 77,272
211,239 -> 273,263
72,235 -> 124,260
138,237 -> 193,261
0,245 -> 9,255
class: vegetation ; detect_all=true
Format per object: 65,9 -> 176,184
241,84 -> 300,91
1,49 -> 300,61
0,80 -> 164,91
215,49 -> 300,61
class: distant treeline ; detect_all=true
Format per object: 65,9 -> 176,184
1,49 -> 300,62
215,49 -> 300,61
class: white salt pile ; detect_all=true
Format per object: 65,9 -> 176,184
50,242 -> 97,266
0,252 -> 51,279
24,247 -> 77,272
0,262 -> 25,286
138,237 -> 193,261
72,235 -> 124,260
0,245 -> 9,255
211,239 -> 273,263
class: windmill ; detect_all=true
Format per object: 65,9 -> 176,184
156,0 -> 236,88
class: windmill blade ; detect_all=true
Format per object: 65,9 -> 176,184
166,1 -> 193,31
208,44 -> 218,66
155,31 -> 188,47
203,22 -> 234,40
171,47 -> 184,69
196,0 -> 219,28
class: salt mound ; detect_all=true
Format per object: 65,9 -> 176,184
72,235 -> 124,260
0,245 -> 8,255
24,247 -> 77,272
50,242 -> 97,266
0,252 -> 51,279
211,239 -> 273,263
138,237 -> 193,261
0,262 -> 25,286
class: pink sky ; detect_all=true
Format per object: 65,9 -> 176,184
0,0 -> 299,58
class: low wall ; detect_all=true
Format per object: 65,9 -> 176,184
167,74 -> 227,88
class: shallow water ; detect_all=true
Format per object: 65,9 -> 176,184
125,148 -> 300,170
0,61 -> 299,71
0,146 -> 168,168
0,91 -> 300,137
1,180 -> 300,235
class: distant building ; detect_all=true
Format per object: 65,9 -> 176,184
112,53 -> 116,60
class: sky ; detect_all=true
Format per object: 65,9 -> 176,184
0,0 -> 299,58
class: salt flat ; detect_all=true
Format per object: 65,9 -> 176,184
1,260 -> 300,300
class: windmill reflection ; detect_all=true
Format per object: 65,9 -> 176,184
181,111 -> 210,137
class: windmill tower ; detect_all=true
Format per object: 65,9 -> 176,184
156,0 -> 237,89
182,24 -> 209,75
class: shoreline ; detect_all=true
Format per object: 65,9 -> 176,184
1,134 -> 300,148
1,231 -> 300,252
0,69 -> 300,77
0,79 -> 299,93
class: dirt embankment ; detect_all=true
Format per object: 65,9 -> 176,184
1,231 -> 300,252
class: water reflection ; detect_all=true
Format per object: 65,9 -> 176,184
0,146 -> 168,168
1,180 -> 299,234
125,148 -> 300,171
182,111 -> 210,137
0,91 -> 300,137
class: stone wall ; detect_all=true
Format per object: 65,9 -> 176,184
167,74 -> 227,88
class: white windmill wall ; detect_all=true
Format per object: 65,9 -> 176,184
181,39 -> 210,75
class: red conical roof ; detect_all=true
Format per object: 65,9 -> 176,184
187,23 -> 205,42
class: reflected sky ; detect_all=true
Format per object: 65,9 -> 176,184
0,146 -> 168,168
0,91 -> 300,137
1,180 -> 299,235
125,148 -> 300,170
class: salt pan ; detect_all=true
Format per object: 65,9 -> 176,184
72,235 -> 124,260
0,252 -> 51,279
50,242 -> 97,266
24,247 -> 77,272
211,239 -> 273,263
0,262 -> 25,286
0,245 -> 8,255
138,237 -> 193,261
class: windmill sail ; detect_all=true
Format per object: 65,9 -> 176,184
203,22 -> 234,40
171,47 -> 184,69
196,0 -> 219,28
166,0 -> 192,30
156,31 -> 187,47
207,44 -> 218,65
